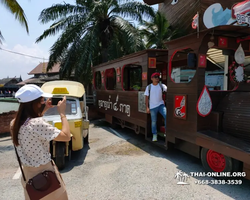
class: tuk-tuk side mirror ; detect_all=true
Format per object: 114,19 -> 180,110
187,53 -> 197,68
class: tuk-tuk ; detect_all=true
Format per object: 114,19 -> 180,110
41,80 -> 89,169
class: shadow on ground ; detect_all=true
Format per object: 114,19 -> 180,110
59,142 -> 90,173
92,119 -> 250,199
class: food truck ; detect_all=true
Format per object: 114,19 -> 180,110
93,0 -> 250,179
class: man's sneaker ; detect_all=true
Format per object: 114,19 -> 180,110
152,134 -> 157,142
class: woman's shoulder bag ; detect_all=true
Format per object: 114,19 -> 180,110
14,147 -> 61,200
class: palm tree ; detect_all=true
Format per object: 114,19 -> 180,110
0,0 -> 29,43
140,11 -> 181,49
36,0 -> 154,83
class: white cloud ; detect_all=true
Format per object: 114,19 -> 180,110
0,44 -> 49,81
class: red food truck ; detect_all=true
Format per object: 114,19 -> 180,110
92,0 -> 250,180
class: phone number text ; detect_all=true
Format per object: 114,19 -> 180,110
195,179 -> 242,185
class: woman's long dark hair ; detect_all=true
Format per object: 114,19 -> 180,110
12,97 -> 44,146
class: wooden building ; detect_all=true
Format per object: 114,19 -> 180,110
0,77 -> 22,96
17,62 -> 61,87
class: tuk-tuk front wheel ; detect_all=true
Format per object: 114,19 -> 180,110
55,141 -> 66,170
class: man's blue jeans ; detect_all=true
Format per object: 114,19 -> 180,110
150,104 -> 167,135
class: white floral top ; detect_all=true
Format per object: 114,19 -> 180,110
11,117 -> 61,167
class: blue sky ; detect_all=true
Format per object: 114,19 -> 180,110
0,0 -> 157,81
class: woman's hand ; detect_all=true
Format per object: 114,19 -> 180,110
57,96 -> 67,116
42,98 -> 54,115
45,98 -> 53,108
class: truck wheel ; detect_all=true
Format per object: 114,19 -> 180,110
55,142 -> 65,170
84,129 -> 89,144
201,148 -> 233,173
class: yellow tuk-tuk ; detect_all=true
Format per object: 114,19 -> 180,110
41,80 -> 89,169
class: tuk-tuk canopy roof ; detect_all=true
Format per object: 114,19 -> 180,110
41,80 -> 85,97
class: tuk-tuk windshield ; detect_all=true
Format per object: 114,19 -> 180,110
44,99 -> 77,116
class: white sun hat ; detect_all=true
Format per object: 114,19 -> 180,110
15,84 -> 53,103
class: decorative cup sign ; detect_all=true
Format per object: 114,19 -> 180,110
101,71 -> 104,84
116,67 -> 121,82
197,86 -> 212,117
174,95 -> 187,120
199,54 -> 207,68
218,37 -> 228,48
142,72 -> 147,80
148,58 -> 156,68
235,44 -> 245,64
117,76 -> 121,83
116,67 -> 121,75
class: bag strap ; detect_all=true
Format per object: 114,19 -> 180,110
12,118 -> 31,182
14,146 -> 26,182
159,82 -> 164,93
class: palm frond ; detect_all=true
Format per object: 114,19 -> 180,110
112,16 -> 145,53
0,0 -> 29,33
140,11 -> 178,49
46,22 -> 87,71
36,14 -> 87,42
38,3 -> 87,24
0,30 -> 4,44
112,1 -> 155,23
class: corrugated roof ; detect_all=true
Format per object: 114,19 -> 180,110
41,74 -> 60,81
0,78 -> 13,84
28,62 -> 60,75
0,77 -> 20,84
207,48 -> 250,71
17,77 -> 45,85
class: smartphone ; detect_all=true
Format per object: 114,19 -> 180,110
51,97 -> 62,105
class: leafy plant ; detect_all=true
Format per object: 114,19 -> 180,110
140,11 -> 183,49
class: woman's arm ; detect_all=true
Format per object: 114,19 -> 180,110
54,96 -> 71,142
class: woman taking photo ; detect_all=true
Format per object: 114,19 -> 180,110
10,84 -> 70,200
